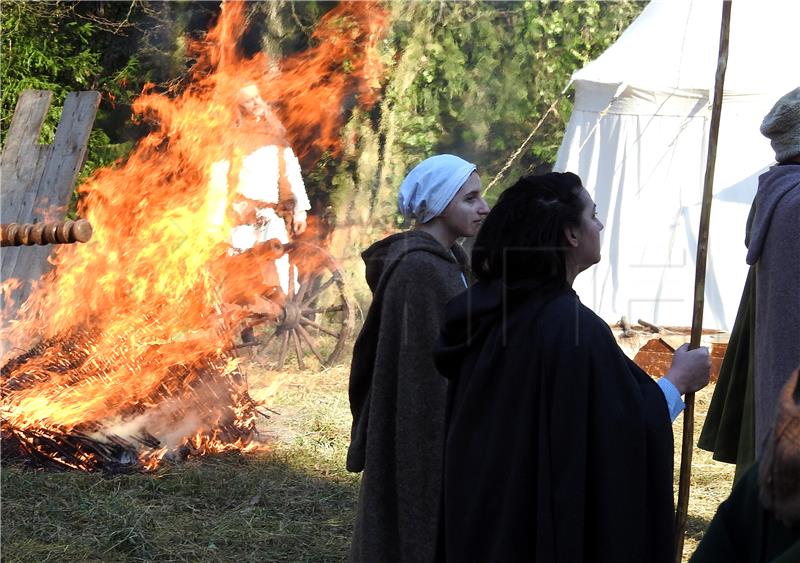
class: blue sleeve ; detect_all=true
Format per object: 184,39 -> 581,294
657,377 -> 685,423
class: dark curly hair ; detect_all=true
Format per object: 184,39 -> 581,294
472,172 -> 585,285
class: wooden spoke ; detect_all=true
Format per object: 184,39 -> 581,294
276,331 -> 290,370
303,304 -> 344,315
291,329 -> 305,370
301,275 -> 337,306
260,328 -> 278,351
296,324 -> 325,365
295,272 -> 310,304
299,317 -> 340,338
288,263 -> 296,298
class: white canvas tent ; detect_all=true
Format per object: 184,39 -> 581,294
554,0 -> 799,331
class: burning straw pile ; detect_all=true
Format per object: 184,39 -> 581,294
1,322 -> 260,472
1,1 -> 387,472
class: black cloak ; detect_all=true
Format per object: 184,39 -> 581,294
434,280 -> 675,562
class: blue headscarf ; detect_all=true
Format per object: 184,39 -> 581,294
397,154 -> 477,223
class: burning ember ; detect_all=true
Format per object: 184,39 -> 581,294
1,1 -> 387,472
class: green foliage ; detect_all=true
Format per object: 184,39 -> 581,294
1,1 -> 103,144
379,0 -> 644,205
0,1 -> 192,182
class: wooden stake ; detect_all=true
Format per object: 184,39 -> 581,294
674,2 -> 732,561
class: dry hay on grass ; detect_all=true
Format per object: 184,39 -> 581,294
674,384 -> 736,562
1,360 -> 734,562
0,363 -> 358,563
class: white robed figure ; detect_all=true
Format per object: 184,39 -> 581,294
208,84 -> 311,296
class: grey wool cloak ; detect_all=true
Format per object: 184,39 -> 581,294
746,163 -> 800,454
347,230 -> 469,563
701,163 -> 800,470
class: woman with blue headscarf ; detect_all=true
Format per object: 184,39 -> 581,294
346,154 -> 490,562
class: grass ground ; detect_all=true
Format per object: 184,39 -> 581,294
672,384 -> 736,560
1,360 -> 734,562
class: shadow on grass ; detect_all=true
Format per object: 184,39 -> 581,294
1,449 -> 359,562
686,513 -> 714,543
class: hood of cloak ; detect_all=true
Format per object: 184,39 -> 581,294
747,163 -> 800,264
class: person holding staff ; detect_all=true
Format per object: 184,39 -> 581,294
435,172 -> 710,562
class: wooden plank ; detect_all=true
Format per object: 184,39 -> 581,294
0,90 -> 52,224
1,91 -> 53,308
41,91 -> 102,209
1,90 -> 100,332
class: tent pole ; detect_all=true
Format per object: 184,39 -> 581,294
674,1 -> 732,561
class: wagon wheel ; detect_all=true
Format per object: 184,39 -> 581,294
253,242 -> 354,371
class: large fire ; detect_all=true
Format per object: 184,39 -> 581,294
1,1 -> 387,471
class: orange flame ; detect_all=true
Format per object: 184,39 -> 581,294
1,1 -> 387,470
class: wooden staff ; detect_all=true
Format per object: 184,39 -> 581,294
674,2 -> 732,561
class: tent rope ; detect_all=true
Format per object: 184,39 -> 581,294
483,81 -> 572,197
